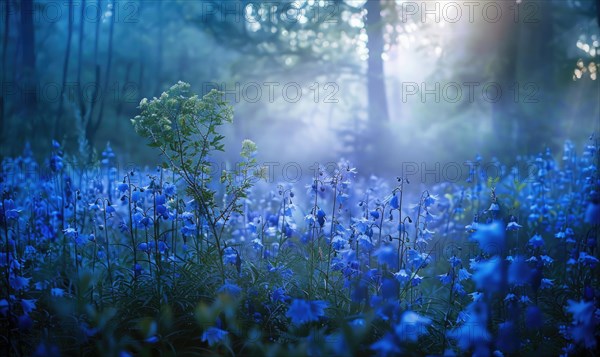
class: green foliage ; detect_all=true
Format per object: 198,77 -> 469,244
131,82 -> 261,283
131,81 -> 232,190
133,82 -> 222,213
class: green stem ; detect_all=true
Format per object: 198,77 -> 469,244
325,178 -> 338,298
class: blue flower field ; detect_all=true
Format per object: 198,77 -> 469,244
1,82 -> 599,356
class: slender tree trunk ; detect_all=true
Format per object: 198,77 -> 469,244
83,0 -> 101,138
85,65 -> 100,140
491,2 -> 519,153
115,62 -> 132,124
77,0 -> 86,117
89,0 -> 115,147
154,0 -> 164,94
20,0 -> 36,118
1,0 -> 10,146
365,0 -> 389,123
137,61 -> 145,100
177,51 -> 187,83
94,0 -> 101,63
55,0 -> 74,138
136,0 -> 145,99
519,1 -> 556,154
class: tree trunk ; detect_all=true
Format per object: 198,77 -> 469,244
1,0 -> 10,146
365,0 -> 389,123
490,2 -> 520,153
77,0 -> 86,117
90,0 -> 115,148
519,1 -> 556,154
83,0 -> 101,138
154,0 -> 164,94
115,62 -> 132,124
55,0 -> 74,138
20,0 -> 36,117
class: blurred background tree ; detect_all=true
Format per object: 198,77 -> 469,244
0,0 -> 598,175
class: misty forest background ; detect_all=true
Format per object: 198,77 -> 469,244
0,0 -> 599,175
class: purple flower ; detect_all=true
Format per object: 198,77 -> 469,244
508,255 -> 532,287
371,333 -> 402,356
370,210 -> 380,220
132,190 -> 142,202
21,299 -> 37,314
471,257 -> 503,293
528,234 -> 544,248
18,314 -> 33,331
0,299 -> 8,316
447,302 -> 491,353
566,299 -> 595,325
63,227 -> 78,240
316,209 -> 326,227
380,278 -> 399,299
201,327 -> 228,346
163,183 -> 176,197
390,195 -> 399,209
525,305 -> 543,329
138,243 -> 149,252
488,203 -> 500,212
223,247 -> 238,265
50,288 -> 64,297
217,282 -> 242,298
439,273 -> 452,285
134,264 -> 143,277
394,311 -> 431,342
394,269 -> 410,284
10,276 -> 30,291
497,321 -> 519,353
470,221 -> 505,254
448,256 -> 462,267
286,299 -> 328,325
2,199 -> 20,220
585,202 -> 600,225
271,287 -> 288,303
457,268 -> 471,282
374,245 -> 398,269
566,300 -> 597,349
506,221 -> 522,231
